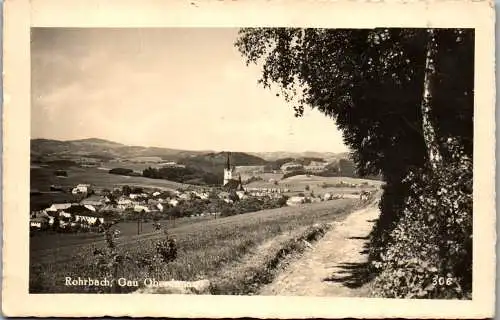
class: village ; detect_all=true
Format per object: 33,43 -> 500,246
29,153 -> 373,234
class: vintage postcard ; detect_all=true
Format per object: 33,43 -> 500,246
2,0 -> 496,318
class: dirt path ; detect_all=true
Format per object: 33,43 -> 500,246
259,203 -> 380,297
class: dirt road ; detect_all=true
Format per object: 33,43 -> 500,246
259,203 -> 380,297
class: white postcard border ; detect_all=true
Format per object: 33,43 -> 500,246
2,0 -> 495,318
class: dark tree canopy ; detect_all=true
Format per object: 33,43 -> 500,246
235,28 -> 473,181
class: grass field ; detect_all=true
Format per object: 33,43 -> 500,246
30,215 -> 211,253
31,166 -> 188,192
30,198 -> 364,293
247,174 -> 382,197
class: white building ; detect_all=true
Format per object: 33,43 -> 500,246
280,162 -> 304,172
168,199 -> 179,207
45,203 -> 72,212
286,196 -> 306,206
71,184 -> 92,195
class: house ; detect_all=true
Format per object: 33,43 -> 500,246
83,204 -> 97,212
218,191 -> 230,199
286,196 -> 306,206
236,190 -> 247,200
118,198 -> 133,206
80,195 -> 105,208
58,211 -> 72,219
65,204 -> 105,225
134,205 -> 150,213
100,204 -> 121,215
72,184 -> 92,195
179,193 -> 192,201
45,203 -> 72,213
30,217 -> 49,229
193,191 -> 209,200
168,199 -> 179,207
280,162 -> 304,172
74,212 -> 105,225
304,161 -> 328,172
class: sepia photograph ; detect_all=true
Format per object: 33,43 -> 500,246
2,0 -> 495,318
29,25 -> 475,297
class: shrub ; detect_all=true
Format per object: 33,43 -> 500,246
54,170 -> 68,177
371,154 -> 472,299
282,169 -> 306,179
155,233 -> 178,263
109,168 -> 135,176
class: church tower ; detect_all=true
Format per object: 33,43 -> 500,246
223,152 -> 233,186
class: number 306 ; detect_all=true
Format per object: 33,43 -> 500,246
432,276 -> 454,286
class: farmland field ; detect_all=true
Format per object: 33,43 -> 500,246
31,166 -> 188,193
30,198 -> 366,293
247,174 -> 382,197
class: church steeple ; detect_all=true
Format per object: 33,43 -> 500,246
223,152 -> 234,186
226,152 -> 231,170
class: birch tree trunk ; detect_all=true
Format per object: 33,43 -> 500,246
421,29 -> 442,170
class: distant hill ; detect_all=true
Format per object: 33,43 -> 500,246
30,138 -> 209,162
31,138 -> 355,175
179,152 -> 268,175
251,151 -> 350,162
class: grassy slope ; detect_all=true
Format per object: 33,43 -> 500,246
247,174 -> 383,197
30,198 -> 360,293
31,167 -> 187,191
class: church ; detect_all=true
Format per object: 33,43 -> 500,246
223,152 -> 244,191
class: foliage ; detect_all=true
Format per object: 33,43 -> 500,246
143,166 -> 220,185
162,194 -> 289,219
109,167 -> 136,176
91,223 -> 178,293
54,170 -> 68,177
30,198 -> 359,293
92,223 -> 128,293
245,176 -> 264,184
282,169 -> 306,179
371,150 -> 472,298
235,28 -> 473,298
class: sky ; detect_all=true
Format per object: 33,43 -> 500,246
31,28 -> 349,153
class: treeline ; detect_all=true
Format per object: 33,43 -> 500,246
165,195 -> 288,219
118,194 -> 289,221
281,159 -> 382,180
108,168 -> 141,176
264,157 -> 325,171
142,166 -> 221,185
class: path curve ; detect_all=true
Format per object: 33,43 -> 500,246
259,202 -> 380,297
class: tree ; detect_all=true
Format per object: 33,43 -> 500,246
236,28 -> 472,166
51,216 -> 60,231
235,27 -> 474,298
122,185 -> 132,196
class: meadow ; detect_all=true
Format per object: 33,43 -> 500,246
247,174 -> 382,197
30,198 -> 364,294
31,166 -> 188,192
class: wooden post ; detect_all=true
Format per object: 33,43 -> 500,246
140,214 -> 142,233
